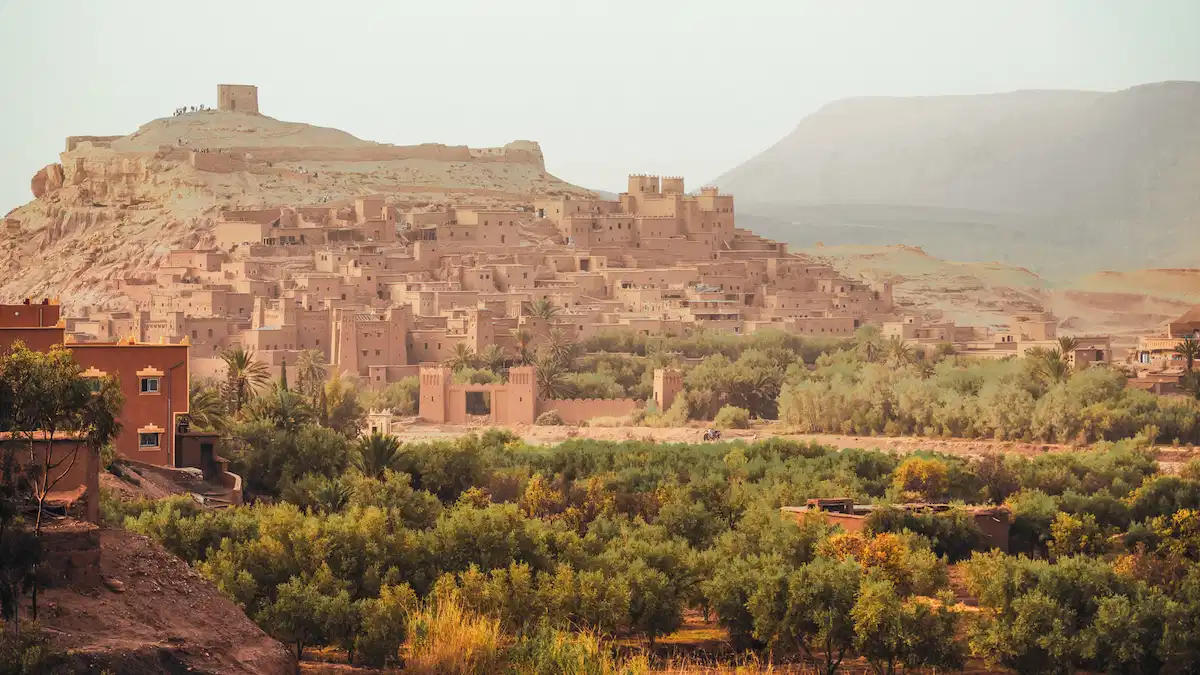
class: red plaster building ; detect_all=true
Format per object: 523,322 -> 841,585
0,300 -> 190,467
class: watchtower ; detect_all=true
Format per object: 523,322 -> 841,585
627,174 -> 661,195
418,366 -> 452,423
653,368 -> 683,412
217,84 -> 259,114
661,177 -> 685,195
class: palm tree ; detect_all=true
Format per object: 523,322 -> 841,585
534,357 -> 569,400
312,478 -> 351,513
513,328 -> 536,366
221,346 -> 271,414
244,384 -> 316,432
353,431 -> 402,479
479,343 -> 509,372
527,298 -> 560,320
1057,336 -> 1080,367
188,382 -> 231,435
1027,347 -> 1070,386
540,327 -> 577,369
885,336 -> 917,367
445,343 -> 478,371
1175,336 -> 1200,372
855,326 -> 883,363
1182,371 -> 1200,401
295,349 -> 328,401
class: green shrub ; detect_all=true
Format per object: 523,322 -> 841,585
713,405 -> 750,430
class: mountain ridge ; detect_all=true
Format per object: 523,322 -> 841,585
713,81 -> 1200,276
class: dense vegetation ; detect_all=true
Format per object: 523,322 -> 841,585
102,416 -> 1200,672
358,324 -> 1200,447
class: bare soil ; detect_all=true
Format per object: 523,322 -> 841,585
37,527 -> 295,675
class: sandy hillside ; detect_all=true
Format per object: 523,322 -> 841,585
800,244 -> 1048,328
1,110 -> 593,311
799,244 -> 1194,342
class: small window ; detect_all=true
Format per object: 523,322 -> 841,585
375,349 -> 381,356
85,378 -> 102,394
140,377 -> 160,393
139,432 -> 160,448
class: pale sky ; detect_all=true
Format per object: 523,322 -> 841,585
1,0 -> 1198,214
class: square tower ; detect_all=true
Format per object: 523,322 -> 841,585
653,368 -> 683,412
217,84 -> 259,114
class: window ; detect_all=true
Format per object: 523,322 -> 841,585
139,432 -> 160,449
375,349 -> 381,356
140,377 -> 160,394
85,378 -> 102,394
207,328 -> 213,337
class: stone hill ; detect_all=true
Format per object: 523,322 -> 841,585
714,81 -> 1200,277
3,109 -> 592,310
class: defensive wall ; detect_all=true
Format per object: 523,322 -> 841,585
539,398 -> 642,423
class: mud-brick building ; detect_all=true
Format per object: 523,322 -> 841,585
0,300 -> 191,467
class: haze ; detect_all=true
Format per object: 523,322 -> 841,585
1,0 -> 1198,215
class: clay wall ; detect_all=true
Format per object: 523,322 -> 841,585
225,144 -> 474,164
0,326 -> 66,354
639,237 -> 714,260
540,398 -> 642,423
0,303 -> 61,327
491,264 -> 536,291
407,331 -> 465,364
367,364 -> 421,388
64,135 -> 123,153
216,221 -> 267,249
632,217 -> 682,240
242,325 -> 298,351
190,151 -> 251,173
8,438 -> 98,525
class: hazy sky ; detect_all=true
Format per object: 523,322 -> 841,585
1,0 -> 1198,214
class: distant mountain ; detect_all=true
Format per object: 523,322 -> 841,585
713,82 -> 1200,278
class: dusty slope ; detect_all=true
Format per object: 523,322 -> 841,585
714,81 -> 1200,275
800,244 -> 1193,343
1,110 -> 593,311
40,527 -> 294,675
800,244 -> 1048,327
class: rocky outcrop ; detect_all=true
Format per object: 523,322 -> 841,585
30,163 -> 65,198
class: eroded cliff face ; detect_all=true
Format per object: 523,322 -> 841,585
0,111 -> 589,312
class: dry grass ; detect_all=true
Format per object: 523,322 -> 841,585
403,596 -> 502,674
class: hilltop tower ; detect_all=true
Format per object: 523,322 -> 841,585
217,84 -> 259,114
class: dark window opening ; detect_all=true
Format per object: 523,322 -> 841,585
465,391 -> 491,416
